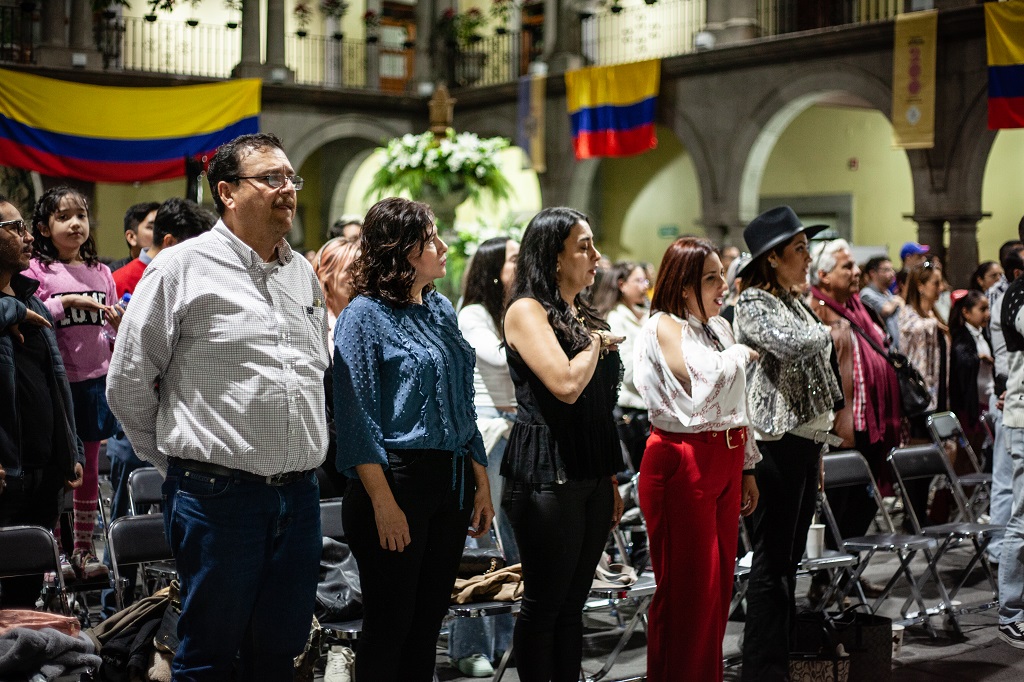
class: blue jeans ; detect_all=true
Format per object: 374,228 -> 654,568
162,462 -> 321,681
1000,427 -> 1024,625
990,394 -> 1013,561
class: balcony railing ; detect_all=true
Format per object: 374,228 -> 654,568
581,0 -> 707,66
443,30 -> 540,89
100,16 -> 240,78
756,0 -> 902,37
0,3 -> 33,65
286,33 -> 367,88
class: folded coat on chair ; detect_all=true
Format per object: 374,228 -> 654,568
450,564 -> 524,604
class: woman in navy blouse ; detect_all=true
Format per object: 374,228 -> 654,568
333,197 -> 494,682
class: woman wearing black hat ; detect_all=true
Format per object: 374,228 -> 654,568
734,206 -> 844,681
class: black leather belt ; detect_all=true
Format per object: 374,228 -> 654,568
168,458 -> 310,487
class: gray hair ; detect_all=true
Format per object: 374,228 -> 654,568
810,238 -> 851,285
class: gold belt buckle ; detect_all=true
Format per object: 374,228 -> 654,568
725,428 -> 740,450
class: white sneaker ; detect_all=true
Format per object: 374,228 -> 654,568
324,645 -> 355,682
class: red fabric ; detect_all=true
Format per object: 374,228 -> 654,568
988,96 -> 1024,129
572,123 -> 657,159
0,138 -> 190,183
811,288 -> 902,447
113,257 -> 147,300
638,429 -> 743,682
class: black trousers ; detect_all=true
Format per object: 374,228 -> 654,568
503,477 -> 613,682
0,467 -> 64,608
741,435 -> 821,682
343,450 -> 473,682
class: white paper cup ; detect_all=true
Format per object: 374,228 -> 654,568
892,624 -> 905,657
806,523 -> 826,559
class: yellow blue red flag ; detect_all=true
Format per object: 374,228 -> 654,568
0,70 -> 261,182
564,60 -> 659,159
985,1 -> 1024,129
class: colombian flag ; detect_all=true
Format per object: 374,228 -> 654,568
985,1 -> 1024,129
565,60 -> 659,159
0,70 -> 260,182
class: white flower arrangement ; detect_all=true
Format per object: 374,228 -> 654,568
367,129 -> 513,202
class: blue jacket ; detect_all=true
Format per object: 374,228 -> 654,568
0,273 -> 84,479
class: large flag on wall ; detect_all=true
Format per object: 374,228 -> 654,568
0,70 -> 260,183
891,10 -> 936,149
985,0 -> 1024,129
517,74 -> 546,173
564,60 -> 659,160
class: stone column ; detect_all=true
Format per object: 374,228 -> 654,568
69,0 -> 92,50
36,0 -> 101,69
364,0 -> 383,90
946,214 -> 986,289
546,0 -> 583,73
706,0 -> 759,46
264,0 -> 294,82
411,0 -> 434,91
39,0 -> 66,49
232,0 -> 264,79
908,214 -> 946,267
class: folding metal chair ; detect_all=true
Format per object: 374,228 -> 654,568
317,498 -> 362,646
0,525 -> 72,615
927,411 -> 993,522
580,573 -> 656,682
819,450 -> 943,636
106,513 -> 175,610
127,466 -> 164,515
888,444 -> 1002,631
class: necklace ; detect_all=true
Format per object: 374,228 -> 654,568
571,307 -> 586,328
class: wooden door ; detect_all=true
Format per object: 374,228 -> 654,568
379,8 -> 415,94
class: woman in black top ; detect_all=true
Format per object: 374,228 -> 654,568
502,207 -> 625,682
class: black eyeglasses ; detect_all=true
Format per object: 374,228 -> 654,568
232,173 -> 304,191
0,219 -> 29,236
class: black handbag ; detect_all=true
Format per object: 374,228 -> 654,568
791,611 -> 851,682
458,546 -> 506,578
845,322 -> 931,418
827,605 -> 892,682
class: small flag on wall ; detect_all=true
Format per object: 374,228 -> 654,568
564,59 -> 659,160
985,0 -> 1024,129
517,74 -> 546,173
0,69 -> 260,183
891,10 -> 937,149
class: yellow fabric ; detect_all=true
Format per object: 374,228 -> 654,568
565,60 -> 660,113
0,69 -> 260,139
986,1 -> 1024,67
891,10 -> 936,150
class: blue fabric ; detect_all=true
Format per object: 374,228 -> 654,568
162,463 -> 322,680
332,292 -> 486,477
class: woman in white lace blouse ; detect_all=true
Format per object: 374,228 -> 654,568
633,237 -> 760,682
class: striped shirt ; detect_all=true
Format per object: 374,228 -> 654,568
106,222 -> 330,476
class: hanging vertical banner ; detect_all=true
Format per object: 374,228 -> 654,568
565,59 -> 659,159
516,74 -> 547,173
0,69 -> 260,183
891,10 -> 937,149
985,0 -> 1024,129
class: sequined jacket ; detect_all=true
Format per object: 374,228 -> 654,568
734,287 -> 843,436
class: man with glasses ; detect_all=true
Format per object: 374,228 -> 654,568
860,256 -> 903,350
108,134 -> 329,680
0,195 -> 85,607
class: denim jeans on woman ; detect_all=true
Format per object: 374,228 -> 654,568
999,426 -> 1024,626
161,462 -> 322,682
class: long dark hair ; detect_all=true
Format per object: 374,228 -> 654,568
651,237 -> 717,319
949,289 -> 987,336
740,239 -> 793,297
463,237 -> 512,338
349,197 -> 436,307
31,186 -> 100,267
510,207 -> 608,355
970,260 -> 999,292
590,261 -> 639,318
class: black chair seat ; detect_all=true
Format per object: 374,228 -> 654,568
843,534 -> 935,552
921,522 -> 1002,537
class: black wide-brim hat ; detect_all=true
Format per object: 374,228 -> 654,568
738,206 -> 828,277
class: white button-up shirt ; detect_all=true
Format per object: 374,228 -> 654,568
107,221 -> 330,476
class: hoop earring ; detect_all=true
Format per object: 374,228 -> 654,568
769,261 -> 778,269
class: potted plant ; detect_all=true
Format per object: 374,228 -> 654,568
363,9 -> 380,44
319,0 -> 347,39
145,0 -> 173,21
224,0 -> 241,28
610,1 -> 623,14
294,1 -> 313,36
93,0 -> 129,20
491,0 -> 515,35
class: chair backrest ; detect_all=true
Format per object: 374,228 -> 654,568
128,467 -> 164,515
927,411 -> 983,472
821,450 -> 896,536
106,514 -> 173,570
0,525 -> 64,580
888,444 -> 972,532
320,498 -> 345,541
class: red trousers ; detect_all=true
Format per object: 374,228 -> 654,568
638,428 -> 743,682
